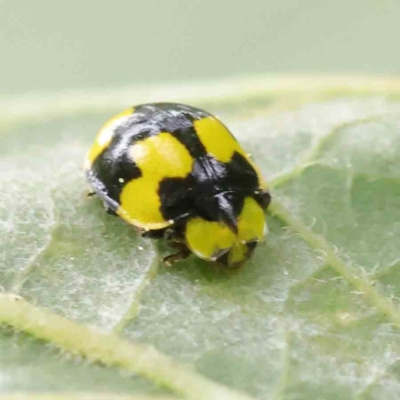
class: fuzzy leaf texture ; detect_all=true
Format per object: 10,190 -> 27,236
1,76 -> 400,400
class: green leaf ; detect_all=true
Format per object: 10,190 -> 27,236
2,76 -> 400,400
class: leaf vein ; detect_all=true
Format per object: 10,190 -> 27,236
269,199 -> 400,329
355,357 -> 400,399
112,243 -> 161,334
268,114 -> 396,190
9,198 -> 58,294
0,294 -> 257,400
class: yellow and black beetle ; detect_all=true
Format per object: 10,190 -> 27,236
85,103 -> 271,266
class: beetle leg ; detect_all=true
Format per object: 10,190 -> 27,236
106,208 -> 118,216
163,243 -> 191,267
103,202 -> 118,216
164,226 -> 185,242
141,229 -> 166,239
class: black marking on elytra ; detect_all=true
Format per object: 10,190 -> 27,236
170,125 -> 207,159
224,152 -> 259,193
134,103 -> 209,158
158,176 -> 195,223
86,170 -> 120,213
114,118 -> 160,145
192,156 -> 228,189
135,104 -> 193,132
225,152 -> 271,210
90,138 -> 142,205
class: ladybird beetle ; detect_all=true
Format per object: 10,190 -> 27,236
85,103 -> 271,266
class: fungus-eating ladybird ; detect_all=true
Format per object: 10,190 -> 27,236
85,103 -> 271,266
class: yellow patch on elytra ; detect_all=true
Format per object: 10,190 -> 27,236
237,197 -> 266,243
224,198 -> 266,265
118,133 -> 193,229
84,107 -> 134,169
185,218 -> 236,260
194,117 -> 240,163
194,117 -> 268,190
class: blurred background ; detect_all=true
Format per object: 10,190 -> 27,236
0,0 -> 399,96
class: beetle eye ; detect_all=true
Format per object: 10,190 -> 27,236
246,240 -> 258,252
255,190 -> 271,209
